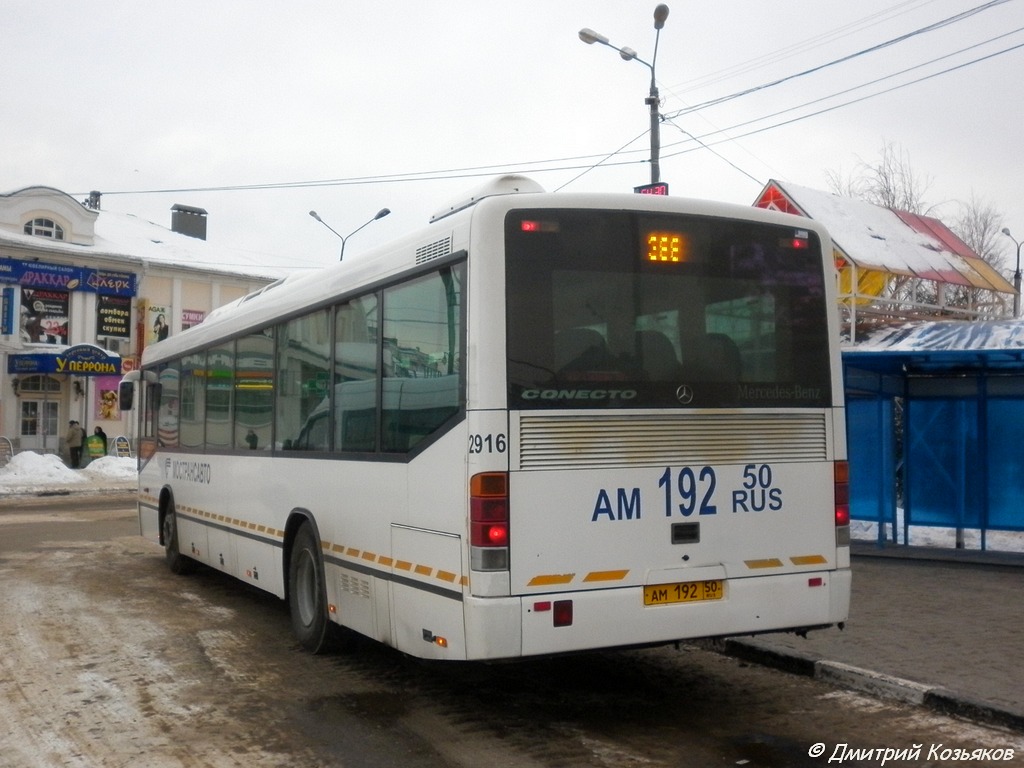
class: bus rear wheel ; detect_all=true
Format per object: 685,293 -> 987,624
162,502 -> 195,575
288,521 -> 334,654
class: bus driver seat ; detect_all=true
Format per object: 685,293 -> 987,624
688,333 -> 742,382
634,330 -> 682,380
555,327 -> 611,374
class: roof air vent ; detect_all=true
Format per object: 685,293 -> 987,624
416,236 -> 453,264
430,175 -> 544,223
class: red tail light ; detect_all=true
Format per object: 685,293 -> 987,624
471,473 -> 509,571
834,461 -> 850,526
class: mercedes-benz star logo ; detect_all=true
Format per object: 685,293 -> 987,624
676,384 -> 694,405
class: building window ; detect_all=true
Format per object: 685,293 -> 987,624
15,375 -> 62,394
23,218 -> 65,240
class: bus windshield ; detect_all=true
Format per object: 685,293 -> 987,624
505,208 -> 833,409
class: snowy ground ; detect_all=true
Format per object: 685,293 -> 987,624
0,451 -> 136,496
852,516 -> 1024,553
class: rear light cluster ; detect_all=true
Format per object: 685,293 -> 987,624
532,599 -> 573,627
471,472 -> 509,571
834,461 -> 851,545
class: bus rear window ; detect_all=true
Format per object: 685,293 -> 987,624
504,209 -> 833,409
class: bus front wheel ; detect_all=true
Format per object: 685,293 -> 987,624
288,521 -> 333,654
163,502 -> 195,575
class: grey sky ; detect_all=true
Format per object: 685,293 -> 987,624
4,0 -> 1022,274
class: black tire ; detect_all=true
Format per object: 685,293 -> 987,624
162,502 -> 196,575
288,521 -> 334,654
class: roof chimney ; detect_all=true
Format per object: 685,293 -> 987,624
170,204 -> 208,240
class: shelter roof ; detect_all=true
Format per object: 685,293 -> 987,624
754,180 -> 1014,294
844,320 -> 1024,374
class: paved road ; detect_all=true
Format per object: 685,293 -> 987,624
729,544 -> 1024,730
3,498 -> 1021,768
4,489 -> 1022,734
0,492 -> 136,551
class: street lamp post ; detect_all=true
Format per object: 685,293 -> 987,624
580,4 -> 670,185
1002,227 -> 1023,318
309,208 -> 391,261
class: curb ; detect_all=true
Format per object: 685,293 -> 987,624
704,638 -> 1024,733
0,486 -> 136,508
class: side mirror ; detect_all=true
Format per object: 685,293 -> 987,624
119,380 -> 135,411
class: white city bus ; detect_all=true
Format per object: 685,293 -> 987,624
123,175 -> 850,661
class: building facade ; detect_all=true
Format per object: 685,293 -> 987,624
1,186 -> 280,457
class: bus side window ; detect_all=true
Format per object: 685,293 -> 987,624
234,330 -> 273,452
145,383 -> 162,440
380,267 -> 463,452
335,296 -> 379,452
275,309 -> 331,453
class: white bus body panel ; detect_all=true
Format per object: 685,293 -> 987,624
140,423 -> 473,658
507,453 -> 839,591
517,569 -> 850,657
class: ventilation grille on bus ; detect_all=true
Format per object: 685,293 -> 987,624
516,412 -> 828,470
415,236 -> 453,264
339,572 -> 371,600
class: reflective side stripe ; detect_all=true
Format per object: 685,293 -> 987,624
744,558 -> 784,569
790,554 -> 828,566
528,574 -> 576,587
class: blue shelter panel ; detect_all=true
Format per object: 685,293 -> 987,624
847,396 -> 893,524
906,398 -> 983,528
985,398 -> 1024,531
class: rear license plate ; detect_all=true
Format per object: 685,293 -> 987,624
643,579 -> 723,606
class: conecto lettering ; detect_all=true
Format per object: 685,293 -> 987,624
521,389 -> 637,401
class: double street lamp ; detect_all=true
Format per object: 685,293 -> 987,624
579,4 -> 670,185
1002,227 -> 1023,318
309,207 -> 391,261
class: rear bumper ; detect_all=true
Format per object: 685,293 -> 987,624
464,568 -> 851,660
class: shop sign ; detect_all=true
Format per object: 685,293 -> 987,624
0,257 -> 136,297
97,294 -> 132,338
7,344 -> 123,376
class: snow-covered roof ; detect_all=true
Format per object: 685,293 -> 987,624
843,320 -> 1024,375
92,211 -> 283,280
756,181 -> 1014,294
852,319 -> 1024,352
0,200 -> 283,282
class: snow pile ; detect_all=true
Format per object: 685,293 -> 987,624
82,455 -> 138,483
0,451 -> 136,491
0,451 -> 87,486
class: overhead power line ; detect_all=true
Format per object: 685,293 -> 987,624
77,153 -> 651,199
683,27 -> 1024,146
76,0 -> 1019,200
666,0 -> 936,93
662,0 -> 1011,121
662,39 -> 1024,159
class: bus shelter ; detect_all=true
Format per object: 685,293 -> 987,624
843,321 -> 1024,548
